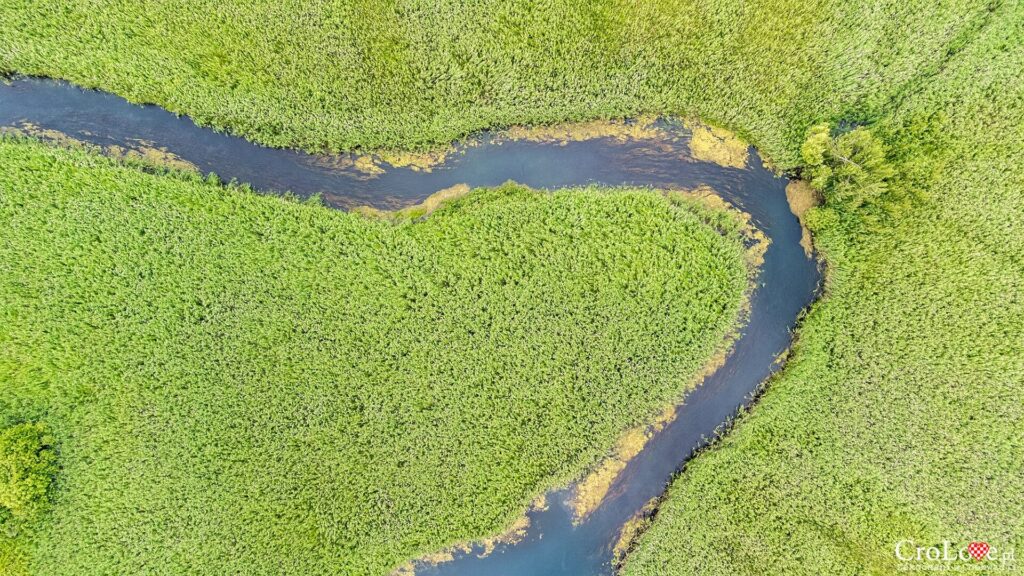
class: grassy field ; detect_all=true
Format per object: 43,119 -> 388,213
0,0 -> 993,165
0,139 -> 747,576
2,1 -> 1023,575
623,3 -> 1024,574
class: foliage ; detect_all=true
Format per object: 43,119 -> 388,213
624,3 -> 1024,574
0,423 -> 56,523
800,123 -> 895,211
1,1 -> 1021,575
0,0 -> 997,165
0,139 -> 746,576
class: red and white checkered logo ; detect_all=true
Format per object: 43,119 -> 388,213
967,541 -> 990,561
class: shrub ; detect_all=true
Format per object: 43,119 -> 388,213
0,423 -> 57,522
800,123 -> 896,211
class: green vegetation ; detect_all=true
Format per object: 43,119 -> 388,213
0,139 -> 747,576
624,3 -> 1024,574
2,1 -> 1022,575
800,124 -> 895,212
0,423 -> 56,525
0,0 -> 994,164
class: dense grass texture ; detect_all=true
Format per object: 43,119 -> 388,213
0,140 -> 747,576
623,3 -> 1024,574
2,0 -> 1022,574
0,0 -> 995,164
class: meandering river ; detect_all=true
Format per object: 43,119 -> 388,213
0,77 -> 821,576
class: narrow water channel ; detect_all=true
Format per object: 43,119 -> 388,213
0,77 -> 821,576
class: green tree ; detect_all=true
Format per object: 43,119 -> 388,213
801,123 -> 896,210
0,423 -> 57,522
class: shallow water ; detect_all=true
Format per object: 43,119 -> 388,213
0,77 -> 821,576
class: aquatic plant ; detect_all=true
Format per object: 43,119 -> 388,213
0,140 -> 747,575
625,3 -> 1024,574
0,0 -> 993,166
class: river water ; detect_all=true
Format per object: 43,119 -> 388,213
0,77 -> 821,576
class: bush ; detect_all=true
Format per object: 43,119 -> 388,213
0,423 -> 57,522
800,123 -> 896,211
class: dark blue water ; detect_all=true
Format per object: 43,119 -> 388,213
0,77 -> 821,576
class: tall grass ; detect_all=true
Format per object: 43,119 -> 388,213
624,3 -> 1024,574
0,140 -> 747,576
0,0 -> 995,165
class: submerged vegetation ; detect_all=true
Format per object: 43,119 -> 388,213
685,122 -> 749,169
0,139 -> 747,576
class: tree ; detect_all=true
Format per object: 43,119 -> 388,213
801,123 -> 895,210
0,422 -> 57,522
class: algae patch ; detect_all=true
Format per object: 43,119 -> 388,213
377,148 -> 455,171
613,497 -> 659,567
568,407 -> 676,521
2,122 -> 198,172
785,180 -> 822,257
685,121 -> 749,169
502,116 -> 664,144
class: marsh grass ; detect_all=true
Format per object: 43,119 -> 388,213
0,0 -> 997,165
624,3 -> 1024,574
0,1 -> 1021,574
0,139 -> 747,576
